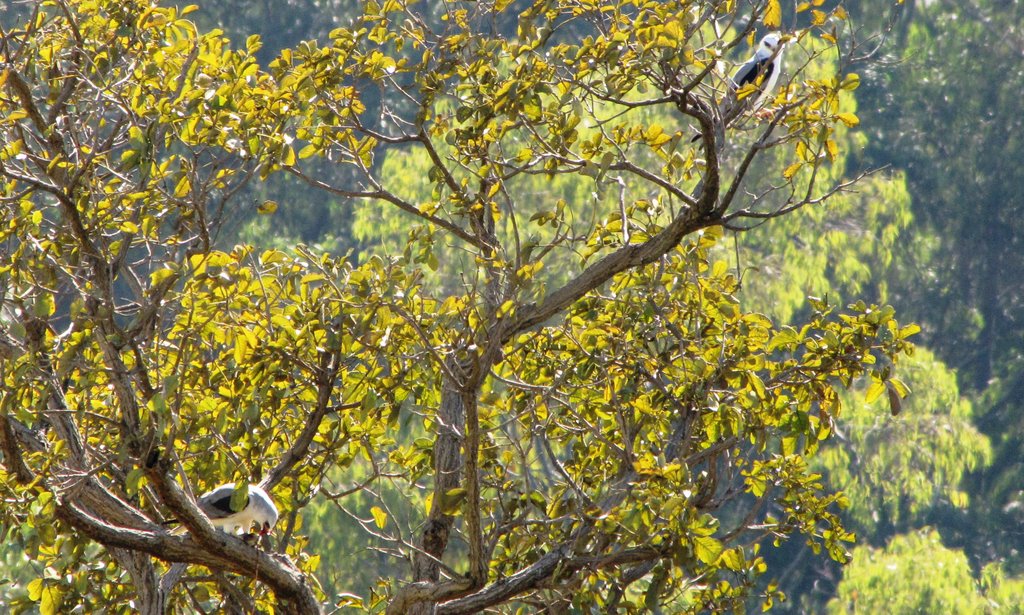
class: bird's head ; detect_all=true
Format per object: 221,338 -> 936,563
250,484 -> 279,535
761,32 -> 783,53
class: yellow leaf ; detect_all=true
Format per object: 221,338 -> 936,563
371,505 -> 388,529
836,112 -> 860,127
841,73 -> 861,91
257,200 -> 278,214
150,266 -> 177,287
234,331 -> 249,364
764,0 -> 782,27
37,582 -> 61,615
693,534 -> 723,565
34,293 -> 55,317
27,578 -> 43,601
41,588 -> 59,615
795,140 -> 810,161
865,380 -> 885,404
281,145 -> 296,166
173,175 -> 190,198
825,139 -> 838,161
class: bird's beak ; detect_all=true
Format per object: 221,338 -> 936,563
260,522 -> 272,536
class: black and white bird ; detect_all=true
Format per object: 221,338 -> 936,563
171,482 -> 278,536
690,32 -> 786,144
724,31 -> 785,120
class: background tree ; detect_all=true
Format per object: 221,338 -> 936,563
0,1 -> 913,613
828,528 -> 1024,615
852,0 -> 1024,586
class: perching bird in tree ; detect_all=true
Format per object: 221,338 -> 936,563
691,32 -> 787,144
723,31 -> 785,122
170,482 -> 278,536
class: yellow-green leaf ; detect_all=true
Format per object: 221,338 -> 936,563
40,584 -> 61,615
27,578 -> 44,601
371,505 -> 388,529
864,379 -> 886,404
693,534 -> 723,564
281,145 -> 296,166
150,266 -> 177,287
836,112 -> 860,127
234,331 -> 249,364
825,139 -> 838,161
173,175 -> 191,198
840,73 -> 861,91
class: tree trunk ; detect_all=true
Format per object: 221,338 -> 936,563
409,360 -> 467,614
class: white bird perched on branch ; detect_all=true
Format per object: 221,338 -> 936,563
723,31 -> 786,122
170,482 -> 278,536
691,32 -> 787,144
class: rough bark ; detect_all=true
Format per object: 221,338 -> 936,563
400,359 -> 472,615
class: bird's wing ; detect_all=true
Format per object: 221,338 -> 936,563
731,53 -> 773,90
199,485 -> 248,519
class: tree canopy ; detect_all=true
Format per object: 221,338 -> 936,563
0,1 -> 916,613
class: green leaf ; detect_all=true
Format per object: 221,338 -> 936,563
230,482 -> 249,513
34,293 -> 55,318
126,468 -> 145,496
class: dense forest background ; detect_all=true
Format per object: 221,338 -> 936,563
2,0 -> 1023,612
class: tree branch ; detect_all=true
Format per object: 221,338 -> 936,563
284,165 -> 487,250
435,544 -> 664,614
504,158 -> 719,342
